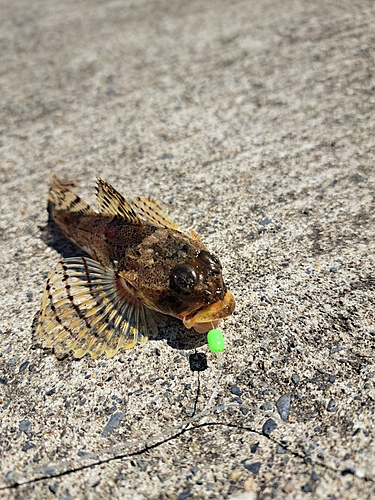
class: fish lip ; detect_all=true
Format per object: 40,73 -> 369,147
181,291 -> 235,330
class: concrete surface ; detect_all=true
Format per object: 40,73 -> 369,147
0,0 -> 374,499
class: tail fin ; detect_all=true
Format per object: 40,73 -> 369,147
48,175 -> 93,215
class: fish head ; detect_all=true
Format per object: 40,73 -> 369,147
169,250 -> 236,332
120,229 -> 235,333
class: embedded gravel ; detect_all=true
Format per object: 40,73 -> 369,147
0,0 -> 374,499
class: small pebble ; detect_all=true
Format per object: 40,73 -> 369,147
19,420 -> 31,433
276,394 -> 291,422
230,469 -> 243,481
301,484 -> 313,492
262,418 -> 278,437
342,468 -> 355,476
5,471 -> 15,481
22,442 -> 35,452
230,385 -> 242,396
328,375 -> 336,383
283,481 -> 294,493
243,461 -> 261,474
19,361 -> 30,373
260,402 -> 273,411
232,397 -> 243,405
291,374 -> 300,384
137,460 -> 148,471
178,490 -> 192,500
276,445 -> 288,454
77,451 -> 89,457
330,347 -> 344,354
48,483 -> 58,494
250,442 -> 259,453
38,465 -> 55,476
102,412 -> 124,437
8,356 -> 20,366
327,399 -> 338,412
240,406 -> 249,415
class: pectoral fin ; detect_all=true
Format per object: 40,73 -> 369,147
37,257 -> 165,358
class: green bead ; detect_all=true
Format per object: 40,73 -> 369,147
207,329 -> 225,353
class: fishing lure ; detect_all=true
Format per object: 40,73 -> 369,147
37,176 -> 235,357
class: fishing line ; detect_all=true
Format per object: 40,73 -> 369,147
1,329 -> 373,488
2,330 -> 239,488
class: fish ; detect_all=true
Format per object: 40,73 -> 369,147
37,175 -> 235,358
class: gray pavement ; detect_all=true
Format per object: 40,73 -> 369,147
0,0 -> 374,498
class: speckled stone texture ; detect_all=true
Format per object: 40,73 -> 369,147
0,0 -> 374,499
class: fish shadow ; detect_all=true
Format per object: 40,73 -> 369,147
39,211 -> 89,260
154,318 -> 208,351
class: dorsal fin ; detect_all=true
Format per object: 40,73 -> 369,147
96,178 -> 141,224
131,197 -> 178,229
48,174 -> 93,215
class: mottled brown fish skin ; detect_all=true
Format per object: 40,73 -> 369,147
47,176 -> 235,334
50,205 -> 225,320
49,209 -> 158,267
120,228 -> 222,317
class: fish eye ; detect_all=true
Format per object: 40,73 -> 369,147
198,251 -> 222,271
171,264 -> 198,292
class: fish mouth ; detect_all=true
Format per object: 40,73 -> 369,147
181,291 -> 235,333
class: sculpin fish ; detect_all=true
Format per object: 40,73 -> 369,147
37,175 -> 235,357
